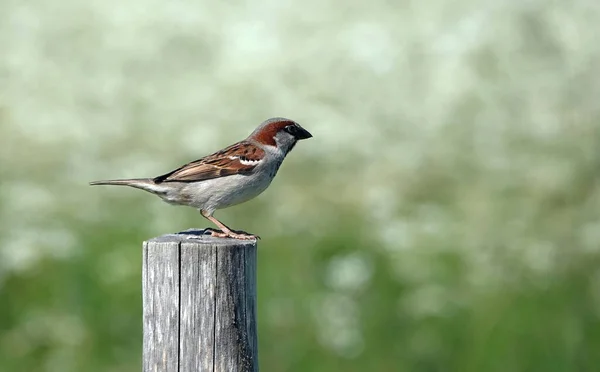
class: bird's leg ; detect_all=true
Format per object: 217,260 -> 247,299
200,210 -> 259,240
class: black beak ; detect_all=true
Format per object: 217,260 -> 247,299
287,124 -> 313,140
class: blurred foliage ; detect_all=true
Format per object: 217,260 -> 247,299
2,0 -> 600,371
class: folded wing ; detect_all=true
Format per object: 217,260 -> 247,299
153,141 -> 265,183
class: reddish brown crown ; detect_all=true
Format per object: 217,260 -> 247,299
248,118 -> 296,146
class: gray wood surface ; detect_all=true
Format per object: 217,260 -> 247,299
143,229 -> 258,372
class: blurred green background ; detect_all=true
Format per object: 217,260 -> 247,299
2,0 -> 600,371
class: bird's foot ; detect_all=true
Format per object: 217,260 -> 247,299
207,228 -> 260,240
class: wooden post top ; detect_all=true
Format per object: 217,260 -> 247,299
145,228 -> 258,246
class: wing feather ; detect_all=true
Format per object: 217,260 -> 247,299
153,141 -> 265,183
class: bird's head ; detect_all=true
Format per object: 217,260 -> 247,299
249,117 -> 312,154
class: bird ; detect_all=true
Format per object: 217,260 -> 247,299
90,117 -> 312,240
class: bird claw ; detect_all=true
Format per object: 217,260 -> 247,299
208,228 -> 260,241
182,228 -> 259,241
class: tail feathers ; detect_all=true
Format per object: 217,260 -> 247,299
89,178 -> 166,194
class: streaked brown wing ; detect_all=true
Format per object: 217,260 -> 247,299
153,141 -> 265,183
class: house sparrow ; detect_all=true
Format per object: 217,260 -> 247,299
90,117 -> 312,240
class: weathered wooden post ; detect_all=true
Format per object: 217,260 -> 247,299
142,229 -> 258,372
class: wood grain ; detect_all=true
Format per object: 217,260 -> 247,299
143,229 -> 258,372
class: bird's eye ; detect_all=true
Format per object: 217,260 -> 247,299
284,125 -> 295,134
